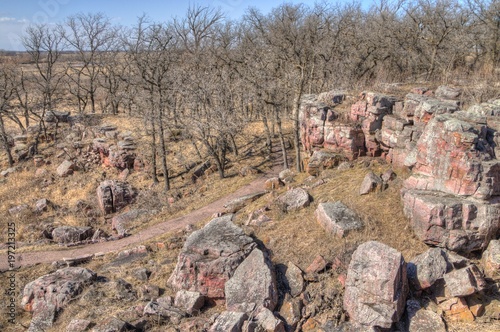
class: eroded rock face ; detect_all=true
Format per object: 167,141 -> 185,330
402,189 -> 500,252
344,241 -> 408,329
225,248 -> 278,312
21,267 -> 97,330
96,180 -> 135,215
168,215 -> 256,300
404,112 -> 497,198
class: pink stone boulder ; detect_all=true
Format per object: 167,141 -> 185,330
344,241 -> 408,329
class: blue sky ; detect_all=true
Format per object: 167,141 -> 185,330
0,0 -> 371,50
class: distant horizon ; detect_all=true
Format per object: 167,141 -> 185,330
0,0 -> 373,51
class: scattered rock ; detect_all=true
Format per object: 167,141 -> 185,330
407,306 -> 446,332
305,255 -> 328,275
111,209 -> 149,236
264,177 -> 284,191
174,290 -> 205,315
381,169 -> 396,182
315,202 -> 364,237
344,241 -> 408,329
223,191 -> 266,213
254,307 -> 286,332
8,204 -> 30,217
225,248 -> 278,312
92,317 -> 135,332
279,295 -> 303,330
168,215 -> 256,300
275,188 -> 310,212
209,311 -> 248,332
1,167 -> 17,177
56,160 -> 76,177
66,319 -> 92,332
306,150 -> 343,176
34,198 -> 50,213
440,297 -> 475,323
359,171 -> 383,195
52,226 -> 94,244
143,300 -> 185,324
285,262 -> 305,297
139,284 -> 160,301
239,166 -> 261,176
435,85 -> 462,100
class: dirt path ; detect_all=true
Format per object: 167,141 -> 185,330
0,166 -> 280,272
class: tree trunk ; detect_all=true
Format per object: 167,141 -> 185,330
157,110 -> 170,191
292,89 -> 303,172
261,113 -> 272,156
0,115 -> 14,167
275,108 -> 288,170
150,118 -> 159,184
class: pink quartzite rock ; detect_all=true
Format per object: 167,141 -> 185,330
315,202 -> 364,237
344,241 -> 408,329
482,240 -> 500,280
111,209 -> 149,236
168,214 -> 256,300
402,189 -> 500,252
21,267 -> 96,330
306,150 -> 344,176
444,264 -> 486,297
299,92 -> 365,160
359,172 -> 383,195
96,180 -> 135,215
225,248 -> 278,312
209,311 -> 248,332
276,188 -> 310,212
51,226 -> 94,244
407,248 -> 448,290
174,290 -> 205,315
404,112 -> 498,199
56,160 -> 76,177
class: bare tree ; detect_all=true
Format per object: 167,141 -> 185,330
22,24 -> 64,154
61,12 -> 117,113
0,65 -> 16,166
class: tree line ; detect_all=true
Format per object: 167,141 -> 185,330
0,0 -> 499,190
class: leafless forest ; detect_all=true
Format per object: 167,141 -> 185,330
1,0 -> 499,188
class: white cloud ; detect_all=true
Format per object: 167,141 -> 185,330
0,17 -> 16,22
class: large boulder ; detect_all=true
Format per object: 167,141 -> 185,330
209,311 -> 247,332
344,241 -> 408,329
443,264 -> 486,297
21,267 -> 96,330
402,189 -> 500,252
315,202 -> 363,237
51,226 -> 94,244
96,180 -> 135,215
168,215 -> 256,300
225,248 -> 278,312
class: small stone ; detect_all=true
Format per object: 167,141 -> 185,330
285,262 -> 305,297
264,177 -> 284,191
209,311 -> 247,332
139,284 -> 160,301
305,255 -> 328,275
359,171 -> 383,195
56,160 -> 76,177
174,290 -> 205,315
66,318 -> 92,332
275,188 -> 310,212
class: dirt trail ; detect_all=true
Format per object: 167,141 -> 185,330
0,166 -> 280,272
